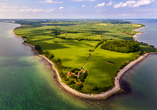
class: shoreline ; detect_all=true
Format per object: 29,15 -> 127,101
133,26 -> 145,41
13,26 -> 155,99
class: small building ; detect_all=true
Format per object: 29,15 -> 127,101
82,70 -> 86,73
78,82 -> 82,84
67,72 -> 72,75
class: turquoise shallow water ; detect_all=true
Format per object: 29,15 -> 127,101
1,20 -> 157,110
0,22 -> 92,110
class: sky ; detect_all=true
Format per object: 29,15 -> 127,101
0,0 -> 157,19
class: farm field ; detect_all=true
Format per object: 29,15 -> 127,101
14,20 -> 156,94
28,38 -> 99,68
83,46 -> 139,93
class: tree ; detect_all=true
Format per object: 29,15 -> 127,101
92,86 -> 99,91
75,84 -> 83,90
69,80 -> 76,85
101,40 -> 140,53
79,71 -> 88,82
139,50 -> 144,55
49,53 -> 54,59
35,45 -> 42,54
44,51 -> 50,58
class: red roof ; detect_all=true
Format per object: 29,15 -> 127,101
78,82 -> 82,84
82,70 -> 86,73
67,72 -> 72,75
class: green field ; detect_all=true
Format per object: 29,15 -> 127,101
14,20 -> 156,94
83,46 -> 139,93
29,38 -> 98,68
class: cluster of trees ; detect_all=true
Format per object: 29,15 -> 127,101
139,42 -> 155,48
34,44 -> 87,91
92,86 -> 112,92
101,20 -> 131,24
52,29 -> 63,35
95,41 -> 104,48
35,45 -> 43,54
52,35 -> 101,41
74,84 -> 83,90
66,31 -> 79,33
123,31 -> 134,35
51,29 -> 80,35
101,40 -> 140,53
44,51 -> 54,60
79,71 -> 88,82
22,36 -> 27,39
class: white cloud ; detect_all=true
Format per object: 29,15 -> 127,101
37,0 -> 63,3
72,0 -> 95,1
22,6 -> 29,9
1,3 -> 7,5
82,5 -> 85,7
114,0 -> 154,8
59,7 -> 64,9
20,8 -> 54,12
70,7 -> 76,9
107,1 -> 113,6
0,8 -> 18,13
95,2 -> 105,8
1,5 -> 18,9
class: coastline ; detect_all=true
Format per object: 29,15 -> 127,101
13,27 -> 155,99
133,32 -> 143,42
133,26 -> 145,41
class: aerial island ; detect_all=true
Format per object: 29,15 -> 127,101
13,19 -> 157,99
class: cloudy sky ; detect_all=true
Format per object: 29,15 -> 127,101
0,0 -> 156,19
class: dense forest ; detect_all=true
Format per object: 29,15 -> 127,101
101,40 -> 140,53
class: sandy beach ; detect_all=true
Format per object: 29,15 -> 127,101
13,27 -> 156,99
133,26 -> 145,41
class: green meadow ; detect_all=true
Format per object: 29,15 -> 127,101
29,38 -> 98,68
83,47 -> 139,93
14,20 -> 156,94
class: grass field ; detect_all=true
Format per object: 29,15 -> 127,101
14,27 -> 99,68
58,33 -> 101,39
83,46 -> 139,93
14,20 -> 156,94
14,26 -> 53,42
30,38 -> 98,68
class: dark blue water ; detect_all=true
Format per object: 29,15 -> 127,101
131,19 -> 157,48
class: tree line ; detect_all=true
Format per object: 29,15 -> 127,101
101,40 -> 140,53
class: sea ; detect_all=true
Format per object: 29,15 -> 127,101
0,19 -> 157,110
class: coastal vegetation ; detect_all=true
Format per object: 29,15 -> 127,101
14,19 -> 156,94
101,40 -> 140,53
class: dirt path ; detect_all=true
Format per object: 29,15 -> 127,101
82,48 -> 96,70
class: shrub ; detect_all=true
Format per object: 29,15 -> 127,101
49,53 -> 54,59
35,45 -> 43,54
44,51 -> 50,58
70,68 -> 81,74
102,86 -> 112,91
92,86 -> 99,91
54,41 -> 58,43
79,72 -> 88,82
75,84 -> 83,90
22,36 -> 27,39
69,80 -> 76,85
139,50 -> 144,55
